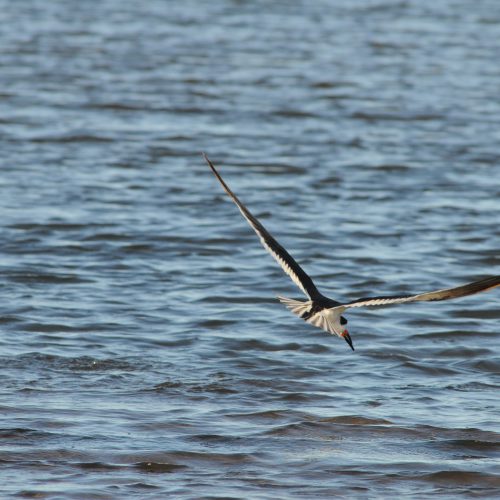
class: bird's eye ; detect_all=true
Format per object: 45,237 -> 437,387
340,316 -> 348,325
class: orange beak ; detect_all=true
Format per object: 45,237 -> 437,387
342,329 -> 354,351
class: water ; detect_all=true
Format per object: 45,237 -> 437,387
1,0 -> 499,498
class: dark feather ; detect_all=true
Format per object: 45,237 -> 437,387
343,276 -> 500,309
204,154 -> 322,300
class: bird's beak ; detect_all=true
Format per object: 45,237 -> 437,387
342,329 -> 354,351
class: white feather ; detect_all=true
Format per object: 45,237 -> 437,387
277,296 -> 312,317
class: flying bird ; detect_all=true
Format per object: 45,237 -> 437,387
203,154 -> 500,351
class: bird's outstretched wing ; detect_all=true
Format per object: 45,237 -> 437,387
341,276 -> 500,309
204,154 -> 322,300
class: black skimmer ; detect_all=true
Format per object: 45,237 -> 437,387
204,154 -> 500,351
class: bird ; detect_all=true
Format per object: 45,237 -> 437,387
203,154 -> 500,351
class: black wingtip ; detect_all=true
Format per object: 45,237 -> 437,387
202,152 -> 212,167
202,152 -> 219,177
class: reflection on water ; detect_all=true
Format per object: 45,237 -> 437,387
0,0 -> 499,497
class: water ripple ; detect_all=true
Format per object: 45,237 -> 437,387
0,0 -> 499,497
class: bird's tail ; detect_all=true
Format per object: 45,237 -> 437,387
277,296 -> 312,318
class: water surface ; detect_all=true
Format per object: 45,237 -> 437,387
0,0 -> 499,498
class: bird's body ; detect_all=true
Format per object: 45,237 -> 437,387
204,154 -> 500,351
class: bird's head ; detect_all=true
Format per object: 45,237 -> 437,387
340,315 -> 354,351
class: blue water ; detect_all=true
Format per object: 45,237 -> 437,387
0,1 -> 499,498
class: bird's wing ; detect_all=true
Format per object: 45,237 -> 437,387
204,154 -> 321,300
341,276 -> 500,309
